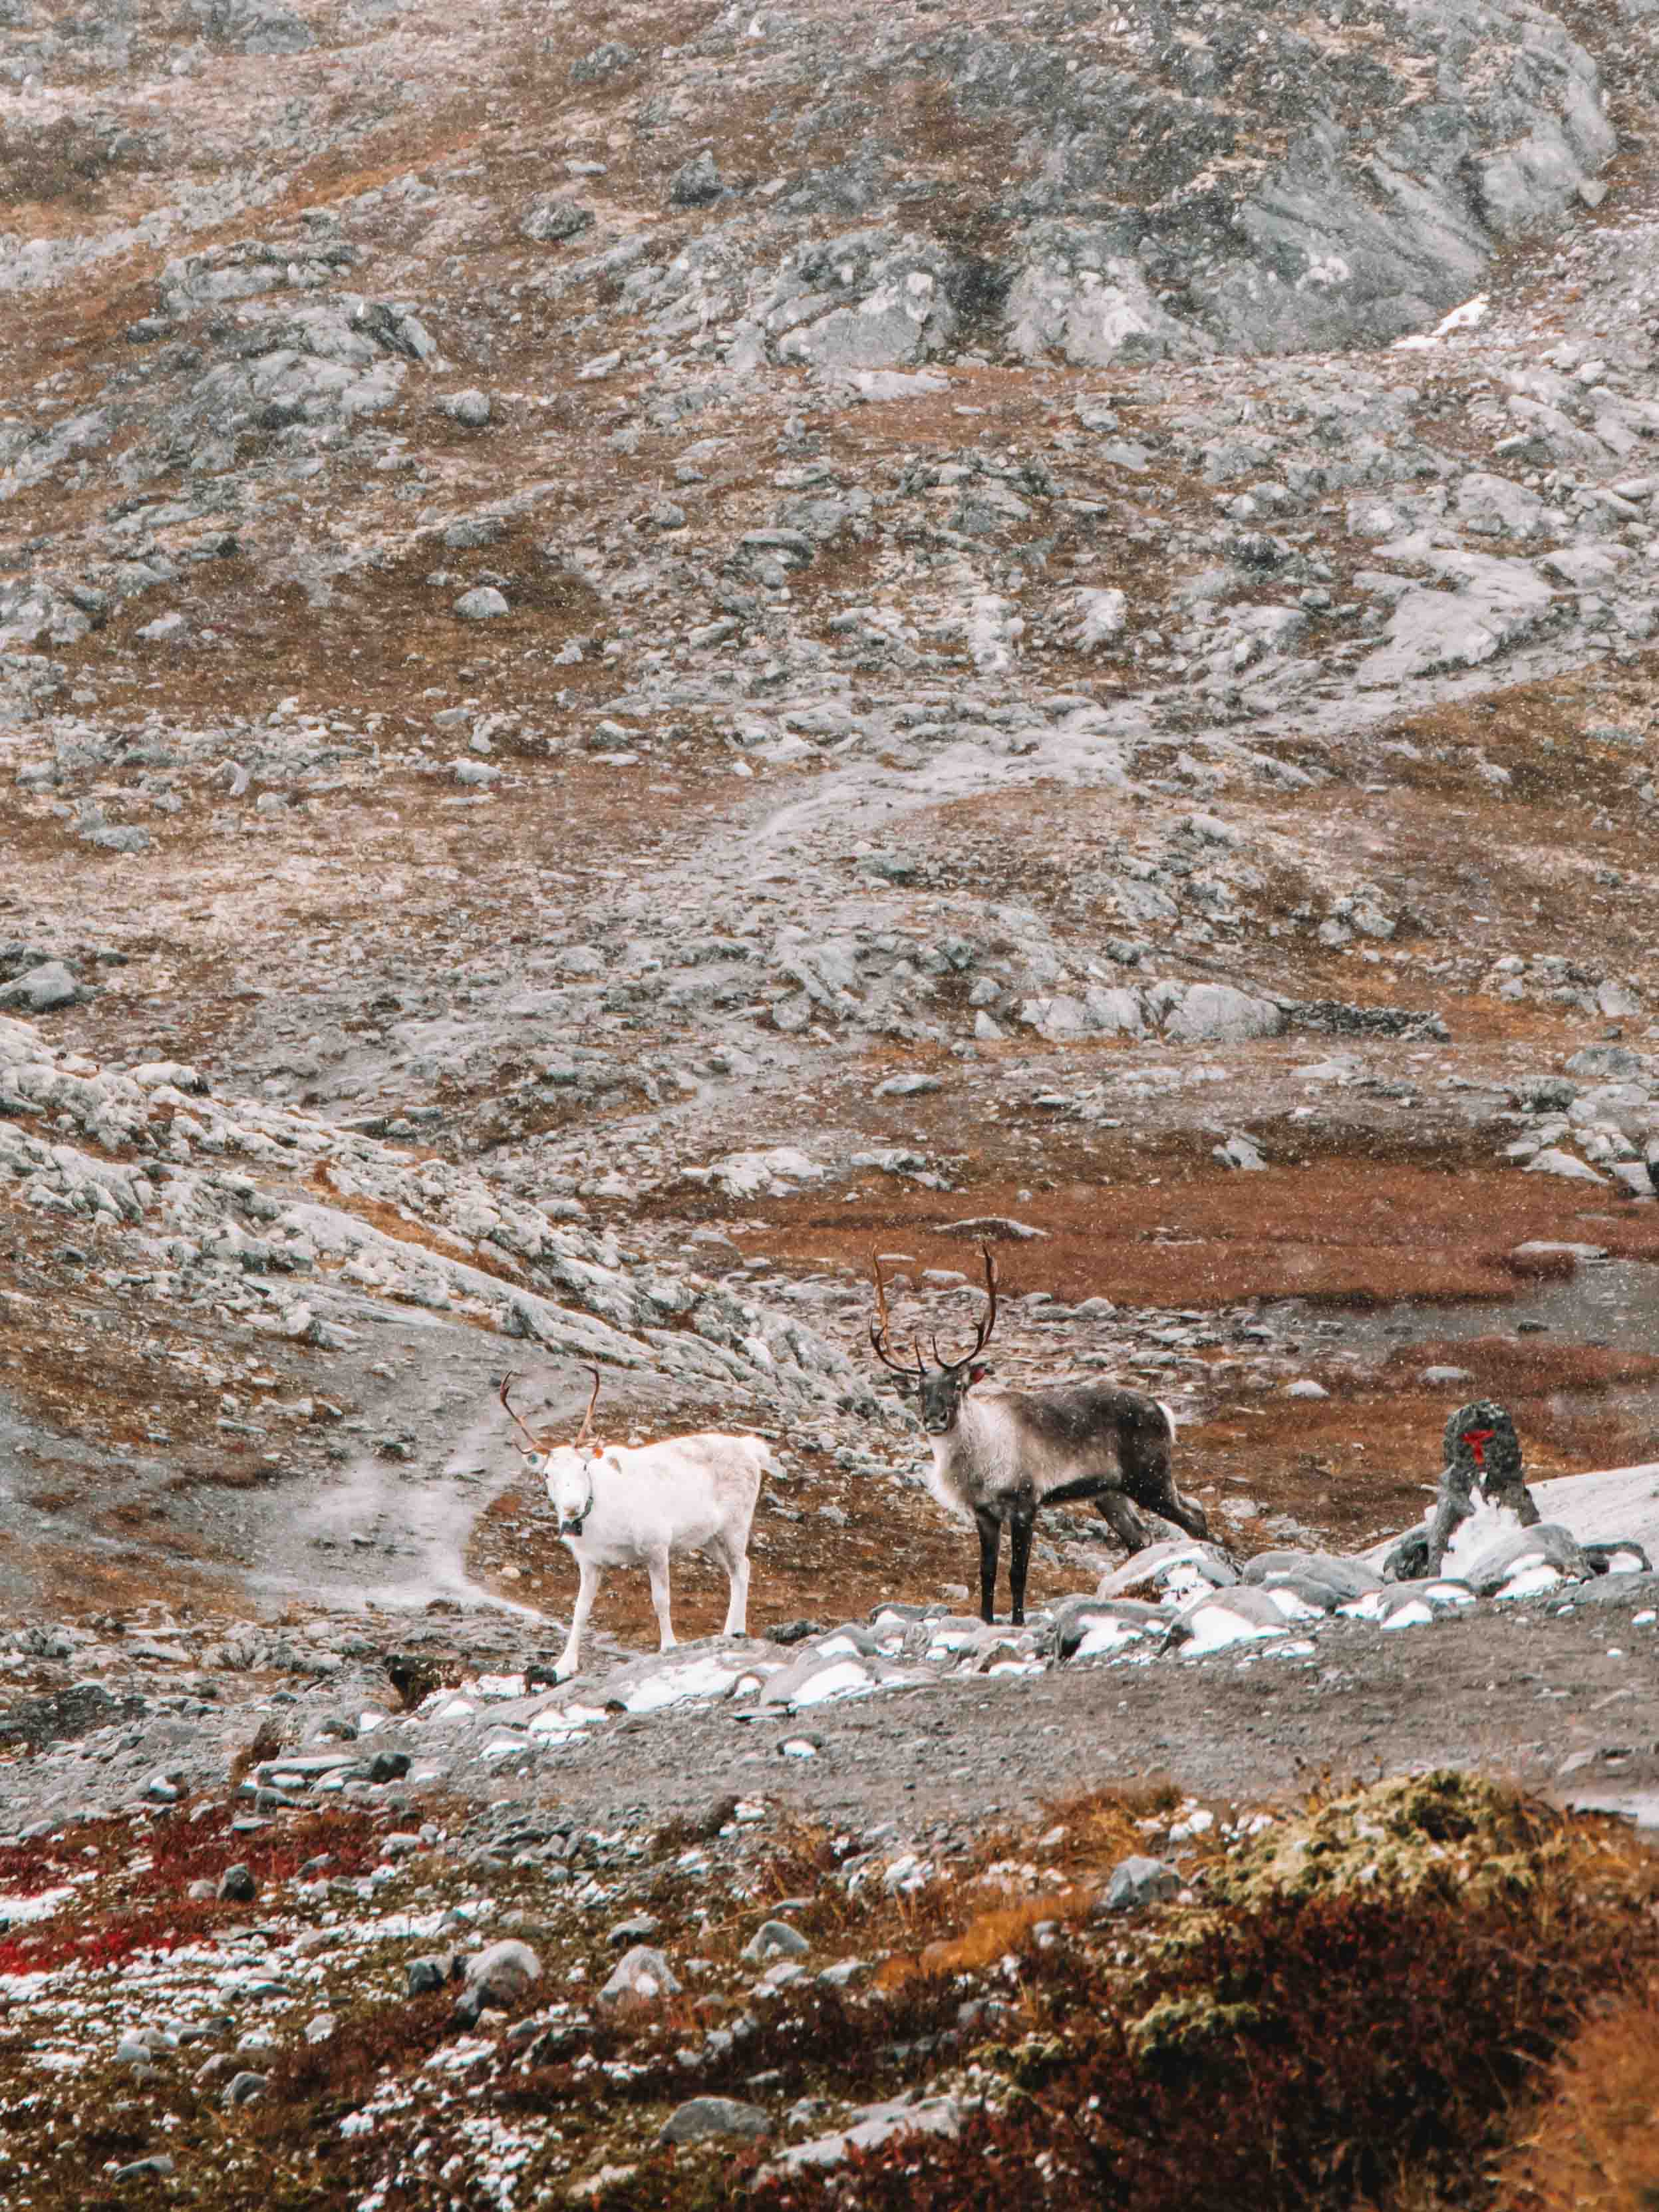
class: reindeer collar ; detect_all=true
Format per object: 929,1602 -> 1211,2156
559,1450 -> 601,1539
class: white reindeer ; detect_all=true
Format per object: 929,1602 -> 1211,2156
499,1369 -> 767,1681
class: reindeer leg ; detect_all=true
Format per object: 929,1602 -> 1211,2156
1161,1486 -> 1212,1543
975,1509 -> 1002,1625
1007,1509 -> 1036,1627
555,1558 -> 599,1681
718,1540 -> 750,1639
1096,1488 -> 1150,1555
647,1547 -> 676,1652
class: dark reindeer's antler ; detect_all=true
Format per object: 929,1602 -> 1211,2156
935,1243 -> 998,1372
869,1253 -> 927,1378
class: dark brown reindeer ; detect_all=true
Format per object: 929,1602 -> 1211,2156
869,1247 -> 1211,1625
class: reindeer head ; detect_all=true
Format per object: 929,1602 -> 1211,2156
500,1368 -> 604,1535
868,1245 -> 998,1436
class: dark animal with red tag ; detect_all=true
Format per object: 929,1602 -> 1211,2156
868,1247 -> 1211,1625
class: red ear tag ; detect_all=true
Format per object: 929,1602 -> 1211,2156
968,1364 -> 987,1385
1461,1426 -> 1496,1467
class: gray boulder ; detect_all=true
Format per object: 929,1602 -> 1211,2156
1168,1584 -> 1300,1645
440,388 -> 492,427
1581,1539 -> 1654,1577
520,200 -> 595,245
742,1920 -> 810,1966
1047,1596 -> 1166,1660
0,961 -> 82,1013
1456,472 -> 1545,538
763,2093 -> 961,2179
1372,1579 -> 1476,1625
454,587 -> 509,621
1241,1551 -> 1382,1603
1098,1855 -> 1180,1913
669,151 -> 724,208
660,2097 -> 771,2145
1457,1521 -> 1590,1597
1213,1132 -> 1267,1171
1159,982 -> 1284,1044
463,1939 -> 541,2008
598,1945 -> 680,2013
1095,1540 -> 1239,1601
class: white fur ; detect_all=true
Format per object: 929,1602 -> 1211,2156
533,1432 -> 768,1680
1441,1501 -> 1523,1583
925,1394 -> 1025,1520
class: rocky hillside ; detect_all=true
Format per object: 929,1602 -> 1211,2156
5,0 -> 1659,2201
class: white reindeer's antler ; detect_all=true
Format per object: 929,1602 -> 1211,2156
573,1364 -> 601,1449
498,1371 -> 547,1457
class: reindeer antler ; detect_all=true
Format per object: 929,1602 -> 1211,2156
868,1253 -> 927,1378
502,1366 -> 603,1455
936,1243 -> 998,1372
498,1371 -> 547,1457
573,1364 -> 601,1449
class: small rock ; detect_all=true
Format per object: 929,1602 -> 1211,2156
1523,1148 -> 1606,1184
597,1945 -> 681,2013
1098,1855 -> 1180,1913
669,150 -> 724,207
442,388 -> 492,428
216,1863 -> 257,1904
111,2155 -> 177,2181
222,2071 -> 267,2108
464,1939 -> 541,2008
607,1915 -> 659,1949
659,2096 -> 771,2146
742,1920 -> 810,1966
1285,1378 -> 1328,1399
454,586 -> 510,621
1213,1132 -> 1266,1171
522,198 -> 595,243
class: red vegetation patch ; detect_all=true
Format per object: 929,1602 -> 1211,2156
1500,1982 -> 1659,2210
728,1159 -> 1659,1311
0,1898 -> 221,1976
0,1807 -> 389,1977
132,1804 -> 387,1899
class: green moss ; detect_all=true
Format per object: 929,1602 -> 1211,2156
1210,1769 -> 1561,1908
1126,1992 -> 1264,2070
